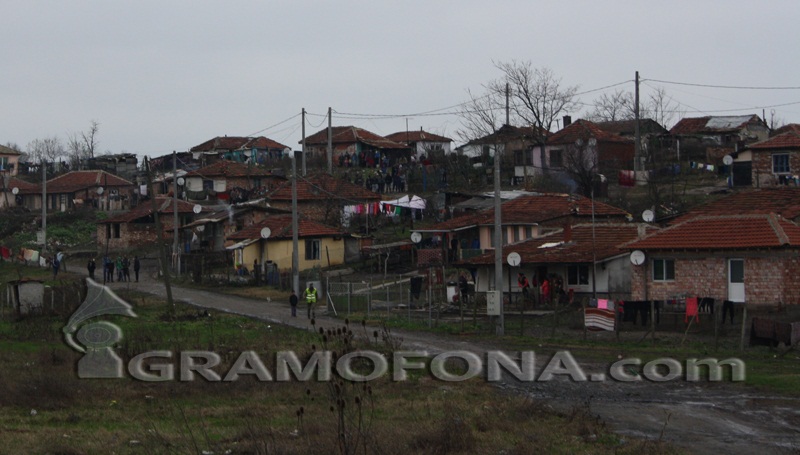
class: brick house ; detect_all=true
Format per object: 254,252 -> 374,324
303,126 -> 411,165
97,197 -> 208,252
462,223 -> 657,299
183,160 -> 286,202
181,205 -> 288,252
456,124 -> 547,174
669,187 -> 800,225
413,193 -> 630,264
747,130 -> 800,187
523,119 -> 635,191
266,173 -> 381,227
625,214 -> 800,306
226,214 -> 347,273
45,170 -> 136,212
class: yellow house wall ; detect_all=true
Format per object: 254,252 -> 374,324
238,237 -> 345,272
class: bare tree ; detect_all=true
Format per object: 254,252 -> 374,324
562,140 -> 598,197
67,120 -> 101,168
456,61 -> 579,175
26,136 -> 66,163
587,86 -> 682,129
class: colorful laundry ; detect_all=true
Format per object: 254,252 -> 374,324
685,297 -> 699,323
585,308 -> 616,331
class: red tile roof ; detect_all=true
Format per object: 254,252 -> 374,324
463,124 -> 550,146
626,214 -> 800,250
420,194 -> 629,232
670,188 -> 800,224
190,136 -> 290,152
5,177 -> 40,194
99,197 -> 206,223
772,124 -> 800,136
384,130 -> 453,144
548,120 -> 633,145
227,214 -> 344,240
267,173 -> 381,202
747,131 -> 800,150
302,126 -> 409,150
183,160 -> 283,179
462,223 -> 653,265
47,171 -> 133,193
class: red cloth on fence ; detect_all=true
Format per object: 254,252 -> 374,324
685,297 -> 699,323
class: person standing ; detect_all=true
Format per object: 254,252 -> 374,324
87,258 -> 96,281
304,283 -> 318,319
289,290 -> 298,317
116,256 -> 124,282
122,256 -> 131,282
133,256 -> 141,282
52,255 -> 61,279
518,273 -> 530,299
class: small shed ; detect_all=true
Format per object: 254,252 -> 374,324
8,278 -> 45,315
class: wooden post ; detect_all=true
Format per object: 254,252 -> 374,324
714,300 -> 719,351
582,297 -> 587,341
651,300 -> 656,346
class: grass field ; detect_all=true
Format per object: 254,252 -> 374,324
0,264 -> 683,454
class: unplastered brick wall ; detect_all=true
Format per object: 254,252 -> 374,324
752,151 -> 800,187
631,253 -> 800,306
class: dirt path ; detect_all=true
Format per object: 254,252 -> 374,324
106,275 -> 800,455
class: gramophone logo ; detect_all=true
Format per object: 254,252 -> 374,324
63,278 -> 137,378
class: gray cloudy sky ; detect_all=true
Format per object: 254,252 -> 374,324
3,1 -> 800,159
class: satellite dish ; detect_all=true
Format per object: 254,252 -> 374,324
193,204 -> 202,214
507,252 -> 521,267
642,209 -> 655,223
284,147 -> 293,157
630,250 -> 646,266
196,225 -> 205,232
260,227 -> 271,239
410,232 -> 422,244
588,138 -> 597,147
97,187 -> 104,195
177,177 -> 185,186
11,187 -> 19,195
723,155 -> 733,166
575,138 -> 584,147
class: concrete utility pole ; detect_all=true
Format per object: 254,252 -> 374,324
41,159 -> 47,255
634,71 -> 641,174
327,107 -> 333,174
145,157 -> 174,308
493,143 -> 504,336
291,151 -> 300,296
172,150 -> 180,277
302,108 -> 307,176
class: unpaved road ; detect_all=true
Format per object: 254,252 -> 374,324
107,276 -> 800,455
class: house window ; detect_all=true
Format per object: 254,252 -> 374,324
514,149 -> 532,166
525,226 -> 534,239
305,239 -> 321,260
773,154 -> 790,174
567,264 -> 589,286
513,227 -> 521,243
652,258 -> 675,281
0,157 -> 8,170
106,223 -> 121,239
550,149 -> 563,168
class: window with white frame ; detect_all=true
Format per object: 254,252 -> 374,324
773,154 -> 791,174
567,264 -> 589,286
652,258 -> 675,281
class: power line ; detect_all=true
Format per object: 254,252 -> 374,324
244,113 -> 301,137
644,78 -> 800,90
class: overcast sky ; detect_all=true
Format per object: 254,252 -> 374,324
3,1 -> 800,159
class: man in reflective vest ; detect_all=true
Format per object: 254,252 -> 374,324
304,283 -> 318,319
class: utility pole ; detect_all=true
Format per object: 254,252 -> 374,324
146,157 -> 175,309
493,142 -> 504,336
505,82 -> 510,125
291,151 -> 300,296
634,71 -> 641,176
327,107 -> 333,174
41,159 -> 47,255
301,108 -> 307,176
172,150 -> 180,277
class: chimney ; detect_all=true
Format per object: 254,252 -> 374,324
563,223 -> 573,242
637,223 -> 647,239
563,115 -> 572,128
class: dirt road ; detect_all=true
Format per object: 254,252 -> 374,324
106,276 -> 800,455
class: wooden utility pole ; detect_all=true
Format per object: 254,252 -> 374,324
172,150 -> 180,277
41,159 -> 47,255
291,151 -> 300,296
634,71 -> 641,174
494,142 -> 504,336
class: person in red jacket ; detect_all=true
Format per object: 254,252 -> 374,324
541,277 -> 551,304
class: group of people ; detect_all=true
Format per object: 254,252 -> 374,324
517,272 -> 567,305
87,255 -> 141,283
289,283 -> 318,318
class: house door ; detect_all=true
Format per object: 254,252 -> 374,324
728,259 -> 745,302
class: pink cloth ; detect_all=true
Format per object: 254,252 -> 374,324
685,297 -> 699,323
597,299 -> 609,310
